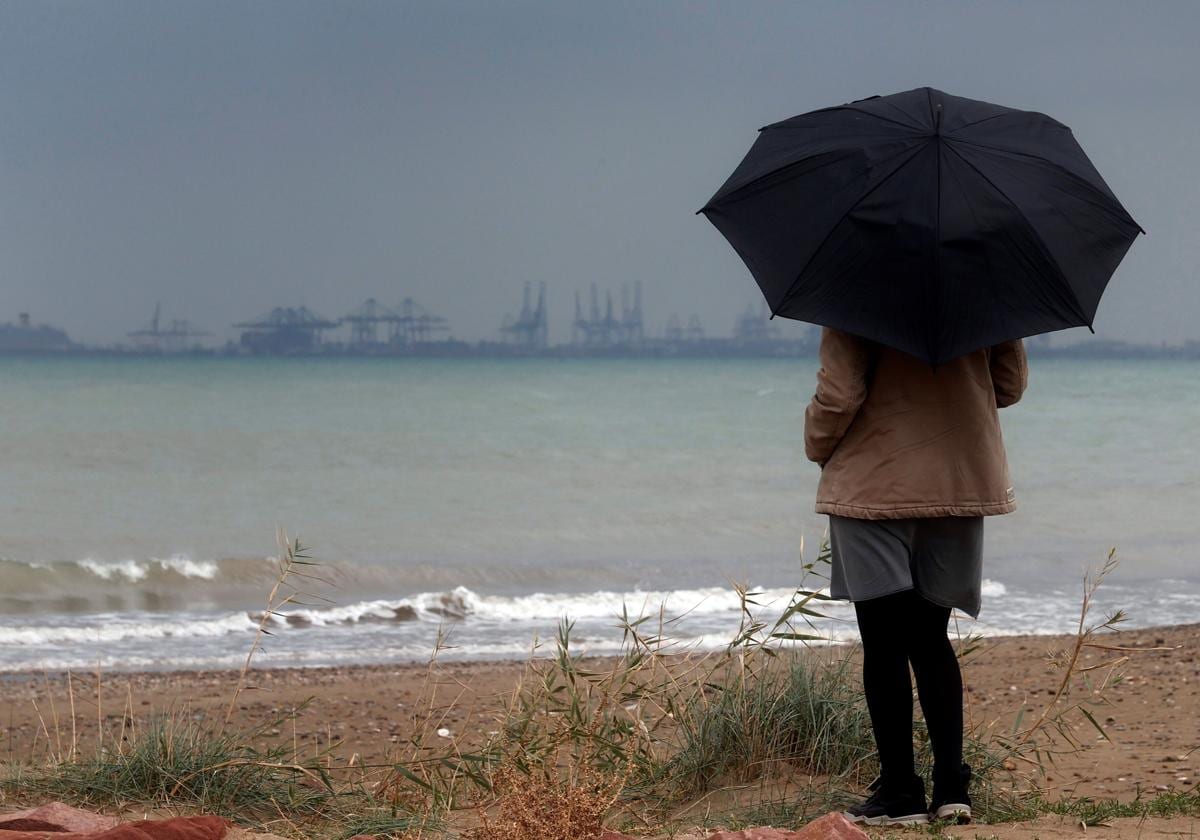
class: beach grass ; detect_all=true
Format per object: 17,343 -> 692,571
3,707 -> 335,821
2,535 -> 1196,839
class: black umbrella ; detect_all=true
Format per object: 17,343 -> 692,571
698,86 -> 1144,365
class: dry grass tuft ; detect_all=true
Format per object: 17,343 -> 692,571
464,757 -> 628,840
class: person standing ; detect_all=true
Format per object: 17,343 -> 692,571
804,326 -> 1028,826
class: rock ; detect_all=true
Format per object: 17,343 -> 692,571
0,815 -> 229,838
0,802 -> 119,832
794,813 -> 870,839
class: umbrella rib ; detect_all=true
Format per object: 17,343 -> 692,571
946,137 -> 1144,232
942,141 -> 1092,327
840,104 -> 926,133
771,142 -> 929,317
942,143 -> 1080,339
943,111 -> 1019,135
699,148 -> 861,213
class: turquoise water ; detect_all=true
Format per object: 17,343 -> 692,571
0,356 -> 1196,670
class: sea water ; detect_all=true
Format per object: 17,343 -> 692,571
0,356 -> 1196,671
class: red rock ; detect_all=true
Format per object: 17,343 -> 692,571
0,802 -> 120,832
793,813 -> 869,840
0,814 -> 229,839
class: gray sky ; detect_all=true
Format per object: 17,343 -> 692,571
2,0 -> 1197,346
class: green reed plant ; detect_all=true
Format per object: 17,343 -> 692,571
224,528 -> 333,734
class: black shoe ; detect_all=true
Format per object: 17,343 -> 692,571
929,761 -> 973,824
844,772 -> 929,826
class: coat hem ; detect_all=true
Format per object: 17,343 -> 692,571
815,500 -> 1017,519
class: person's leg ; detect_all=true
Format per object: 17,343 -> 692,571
853,589 -> 916,786
904,590 -> 964,793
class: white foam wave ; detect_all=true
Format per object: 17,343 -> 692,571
0,613 -> 257,645
276,599 -> 419,626
463,585 -> 808,622
72,554 -> 219,582
159,584 -> 824,631
76,557 -> 148,582
981,579 -> 1007,597
153,554 -> 219,579
269,584 -> 831,628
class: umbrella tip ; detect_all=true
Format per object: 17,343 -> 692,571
1087,323 -> 1096,334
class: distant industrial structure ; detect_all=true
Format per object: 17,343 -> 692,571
571,282 -> 644,347
390,297 -> 450,344
231,298 -> 452,354
127,304 -> 208,353
0,281 -> 832,358
233,307 -> 339,355
0,313 -> 75,352
341,297 -> 450,348
341,298 -> 399,348
732,302 -> 781,342
500,282 -> 548,348
665,313 -> 707,342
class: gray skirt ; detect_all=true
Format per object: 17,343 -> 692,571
827,515 -> 984,619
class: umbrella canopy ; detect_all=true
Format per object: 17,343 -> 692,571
698,87 -> 1144,365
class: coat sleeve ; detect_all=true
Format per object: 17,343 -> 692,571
804,327 -> 873,466
990,339 -> 1028,408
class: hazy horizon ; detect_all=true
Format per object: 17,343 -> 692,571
3,1 -> 1197,347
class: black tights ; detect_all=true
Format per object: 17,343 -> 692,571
854,588 -> 963,787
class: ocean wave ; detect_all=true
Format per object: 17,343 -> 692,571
0,613 -> 257,645
0,552 -> 843,619
0,554 -> 285,614
0,583 -> 848,646
0,570 -> 1015,642
2,578 -> 1195,673
74,555 -> 220,582
258,584 -> 816,628
2,554 -> 265,586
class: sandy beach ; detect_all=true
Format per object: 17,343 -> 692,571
3,621 -> 1196,830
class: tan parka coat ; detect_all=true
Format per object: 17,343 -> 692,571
804,327 -> 1028,519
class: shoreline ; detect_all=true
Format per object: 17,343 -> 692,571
3,617 -> 1198,679
2,621 -> 1196,805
